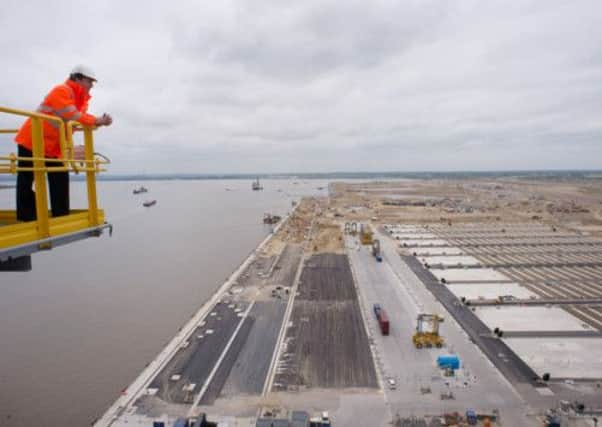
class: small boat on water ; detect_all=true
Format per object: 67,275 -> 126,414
143,200 -> 157,207
263,213 -> 281,224
252,178 -> 263,191
133,186 -> 148,194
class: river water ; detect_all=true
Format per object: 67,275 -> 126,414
0,179 -> 328,426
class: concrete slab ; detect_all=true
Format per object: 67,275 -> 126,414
398,239 -> 449,247
446,282 -> 538,300
430,268 -> 512,283
412,247 -> 464,256
392,232 -> 438,239
385,225 -> 422,231
419,255 -> 481,267
476,306 -> 593,332
505,337 -> 602,378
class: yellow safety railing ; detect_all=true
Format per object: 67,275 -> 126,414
0,106 -> 110,254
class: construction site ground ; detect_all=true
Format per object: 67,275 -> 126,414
272,253 -> 378,390
102,178 -> 602,427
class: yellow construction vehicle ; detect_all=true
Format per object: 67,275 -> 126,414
412,313 -> 444,348
1,106 -> 111,271
360,223 -> 373,245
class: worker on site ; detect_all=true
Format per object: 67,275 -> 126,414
14,65 -> 113,221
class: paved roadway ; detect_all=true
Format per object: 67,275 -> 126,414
218,300 -> 287,396
218,245 -> 303,397
148,300 -> 246,403
348,232 -> 537,427
200,316 -> 255,404
144,246 -> 305,405
347,236 -> 440,401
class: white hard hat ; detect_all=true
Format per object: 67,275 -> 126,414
71,65 -> 97,82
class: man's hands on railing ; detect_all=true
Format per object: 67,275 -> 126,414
70,113 -> 112,162
95,113 -> 113,127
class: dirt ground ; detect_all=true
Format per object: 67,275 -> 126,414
326,179 -> 602,237
262,177 -> 602,261
263,198 -> 317,255
308,221 -> 344,254
263,177 -> 602,259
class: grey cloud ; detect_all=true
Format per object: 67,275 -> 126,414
1,0 -> 601,174
171,1 -> 448,82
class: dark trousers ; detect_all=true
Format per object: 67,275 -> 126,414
16,145 -> 69,221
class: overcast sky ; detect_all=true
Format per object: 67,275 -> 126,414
1,0 -> 601,174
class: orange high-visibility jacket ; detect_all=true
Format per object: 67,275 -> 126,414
15,79 -> 97,159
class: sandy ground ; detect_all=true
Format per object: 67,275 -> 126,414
267,176 -> 602,256
330,178 -> 602,237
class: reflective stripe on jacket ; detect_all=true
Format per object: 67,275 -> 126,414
15,80 -> 97,159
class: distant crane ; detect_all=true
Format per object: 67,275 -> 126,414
360,223 -> 373,245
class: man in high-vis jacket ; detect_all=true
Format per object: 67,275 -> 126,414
14,65 -> 113,221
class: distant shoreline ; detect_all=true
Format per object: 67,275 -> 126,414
52,169 -> 602,182
0,170 -> 601,184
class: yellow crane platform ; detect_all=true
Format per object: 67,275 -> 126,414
0,106 -> 111,271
